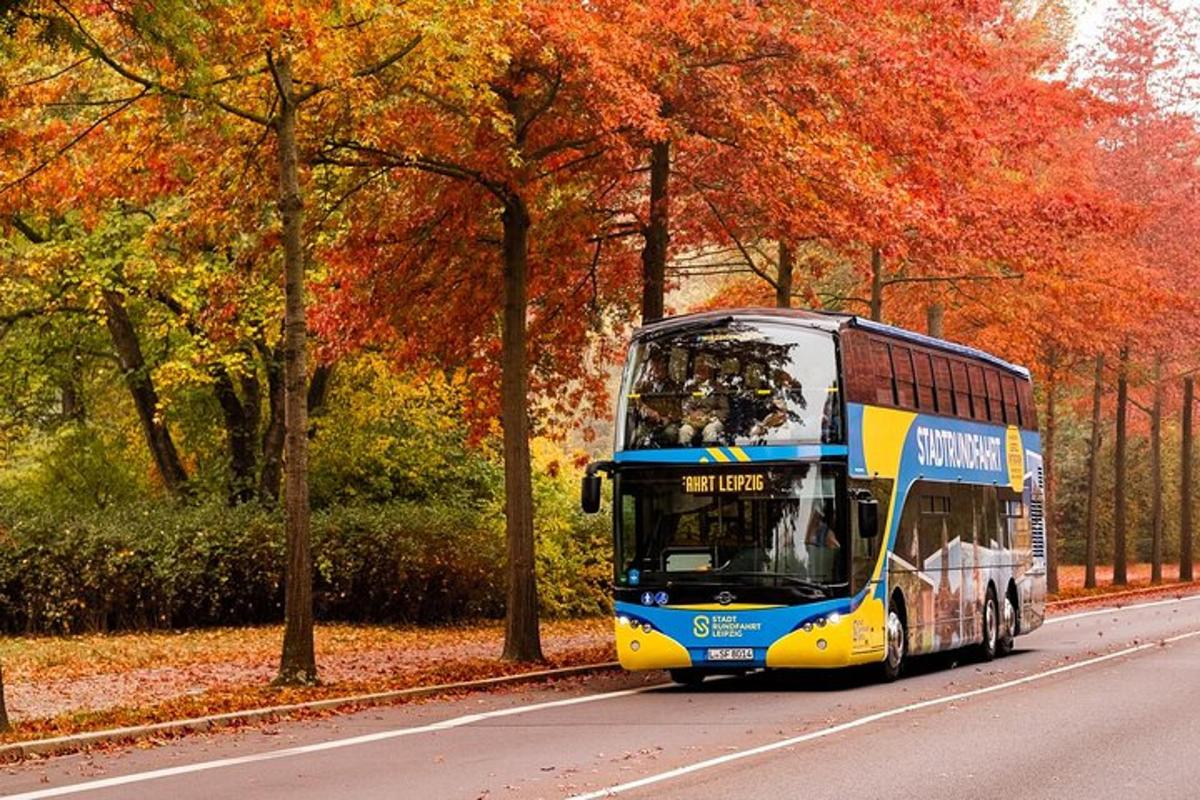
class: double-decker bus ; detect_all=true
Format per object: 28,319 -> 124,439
581,309 -> 1045,683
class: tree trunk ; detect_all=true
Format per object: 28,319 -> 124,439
640,140 -> 670,325
1150,352 -> 1164,585
1182,376 -> 1194,582
258,342 -> 285,505
273,50 -> 317,685
1084,353 -> 1104,589
1113,345 -> 1129,586
776,241 -> 794,309
869,248 -> 883,321
499,192 -> 544,663
61,351 -> 85,422
211,366 -> 258,505
306,362 -> 335,437
0,662 -> 8,732
1044,348 -> 1059,595
926,302 -> 944,339
101,289 -> 189,495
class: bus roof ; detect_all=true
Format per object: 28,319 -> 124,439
633,308 -> 1031,380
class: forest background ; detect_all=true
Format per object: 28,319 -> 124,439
0,0 -> 1198,704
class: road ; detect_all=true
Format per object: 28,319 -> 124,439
2,594 -> 1199,800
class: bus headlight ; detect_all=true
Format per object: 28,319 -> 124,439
828,612 -> 841,625
803,622 -> 813,632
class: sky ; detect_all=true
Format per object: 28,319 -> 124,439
1071,0 -> 1116,52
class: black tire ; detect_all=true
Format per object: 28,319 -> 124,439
977,588 -> 999,662
669,668 -> 706,687
878,596 -> 907,682
997,588 -> 1017,656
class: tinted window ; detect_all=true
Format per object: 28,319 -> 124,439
967,365 -> 988,421
870,339 -> 896,406
914,352 -> 937,411
892,346 -> 917,409
985,370 -> 1004,422
950,361 -> 972,419
932,356 -> 954,415
1001,375 -> 1021,426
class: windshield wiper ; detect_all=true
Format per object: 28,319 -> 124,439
710,572 -> 833,597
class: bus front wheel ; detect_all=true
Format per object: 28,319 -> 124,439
879,598 -> 906,682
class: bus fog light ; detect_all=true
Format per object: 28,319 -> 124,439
816,639 -> 827,650
630,640 -> 641,652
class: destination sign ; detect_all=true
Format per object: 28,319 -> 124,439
681,473 -> 766,494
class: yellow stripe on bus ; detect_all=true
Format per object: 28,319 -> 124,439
729,447 -> 751,462
706,447 -> 730,463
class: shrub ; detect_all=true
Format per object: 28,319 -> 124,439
0,490 -> 610,634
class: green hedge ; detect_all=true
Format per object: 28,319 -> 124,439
0,499 -> 612,635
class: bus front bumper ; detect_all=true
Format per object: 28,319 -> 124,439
614,598 -> 887,671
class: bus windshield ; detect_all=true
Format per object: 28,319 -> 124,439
620,320 -> 840,450
616,465 -> 847,593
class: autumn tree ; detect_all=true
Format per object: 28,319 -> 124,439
312,2 -> 659,660
0,0 -> 477,683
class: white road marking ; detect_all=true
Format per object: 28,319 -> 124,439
566,627 -> 1200,799
1046,593 -> 1200,624
4,593 -> 1196,799
1,684 -> 668,800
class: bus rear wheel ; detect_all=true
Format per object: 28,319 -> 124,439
669,668 -> 706,687
977,588 -> 999,662
997,590 -> 1017,656
878,599 -> 906,682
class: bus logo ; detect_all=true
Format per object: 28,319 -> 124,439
693,616 -> 710,638
716,591 -> 735,606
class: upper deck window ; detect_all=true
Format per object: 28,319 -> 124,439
621,321 -> 841,450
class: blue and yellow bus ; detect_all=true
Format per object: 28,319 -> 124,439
582,309 -> 1045,683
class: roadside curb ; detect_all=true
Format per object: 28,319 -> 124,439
7,581 -> 1199,763
0,661 -> 620,762
1047,581 -> 1200,610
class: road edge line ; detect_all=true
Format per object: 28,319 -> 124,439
0,661 -> 619,763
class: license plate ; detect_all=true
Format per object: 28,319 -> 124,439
706,647 -> 754,662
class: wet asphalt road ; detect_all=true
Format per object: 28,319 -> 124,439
2,594 -> 1198,800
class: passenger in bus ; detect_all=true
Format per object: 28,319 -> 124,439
629,356 -> 681,447
805,503 -> 841,580
805,504 -> 841,550
678,353 -> 730,445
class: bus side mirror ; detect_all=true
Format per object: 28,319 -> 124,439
857,498 -> 880,539
581,474 -> 602,514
